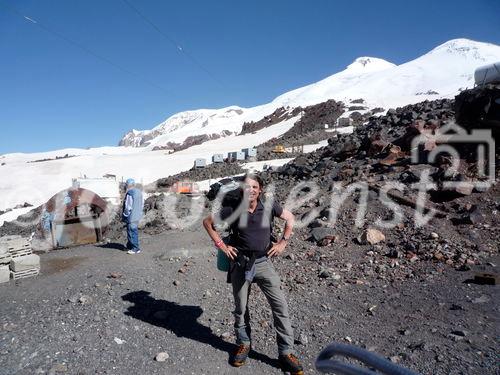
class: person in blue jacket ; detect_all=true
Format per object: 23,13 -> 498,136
122,178 -> 144,254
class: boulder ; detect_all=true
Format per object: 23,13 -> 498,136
318,235 -> 337,247
357,228 -> 386,245
310,227 -> 336,242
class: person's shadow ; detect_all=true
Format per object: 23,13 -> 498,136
98,242 -> 125,251
122,290 -> 279,369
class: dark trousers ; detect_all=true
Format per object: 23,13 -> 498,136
231,259 -> 295,355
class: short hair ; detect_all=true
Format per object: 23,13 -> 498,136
244,173 -> 264,189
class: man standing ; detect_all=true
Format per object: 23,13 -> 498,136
122,178 -> 144,254
203,174 -> 303,375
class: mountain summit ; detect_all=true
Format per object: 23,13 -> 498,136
344,57 -> 396,73
427,38 -> 500,60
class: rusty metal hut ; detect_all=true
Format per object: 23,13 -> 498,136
43,187 -> 109,248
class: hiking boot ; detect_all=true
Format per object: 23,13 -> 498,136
279,353 -> 304,375
230,344 -> 251,367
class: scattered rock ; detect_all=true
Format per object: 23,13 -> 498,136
409,341 -> 429,351
78,295 -> 92,304
48,363 -> 67,375
317,235 -> 337,246
387,249 -> 401,258
451,330 -> 468,337
203,290 -> 212,299
357,228 -> 385,245
367,305 -> 377,315
296,333 -> 308,345
155,352 -> 169,362
310,227 -> 336,242
468,209 -> 485,225
472,295 -> 490,304
319,268 -> 333,279
389,355 -> 401,363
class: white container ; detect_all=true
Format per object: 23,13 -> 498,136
474,62 -> 500,85
228,151 -> 245,161
242,148 -> 257,158
212,154 -> 224,163
194,158 -> 207,168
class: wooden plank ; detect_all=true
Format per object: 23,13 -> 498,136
7,245 -> 31,253
10,268 -> 40,280
1,238 -> 31,252
10,249 -> 33,258
0,254 -> 12,265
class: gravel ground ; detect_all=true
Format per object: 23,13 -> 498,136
0,226 -> 498,375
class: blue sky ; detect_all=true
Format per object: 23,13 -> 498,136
1,0 -> 499,154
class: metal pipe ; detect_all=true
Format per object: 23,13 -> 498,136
315,343 -> 421,375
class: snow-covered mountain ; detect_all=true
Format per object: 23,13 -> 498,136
120,38 -> 500,149
1,38 -> 499,226
119,107 -> 245,148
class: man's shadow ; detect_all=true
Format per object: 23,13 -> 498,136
122,290 -> 279,369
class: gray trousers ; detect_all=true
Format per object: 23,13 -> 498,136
230,259 -> 295,355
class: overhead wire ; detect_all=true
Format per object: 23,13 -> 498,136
0,1 -> 172,95
120,0 -> 225,88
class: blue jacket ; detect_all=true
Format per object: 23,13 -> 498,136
122,187 -> 144,224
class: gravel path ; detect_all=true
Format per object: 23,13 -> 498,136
0,228 -> 498,375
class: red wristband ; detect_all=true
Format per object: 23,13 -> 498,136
214,239 -> 224,248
